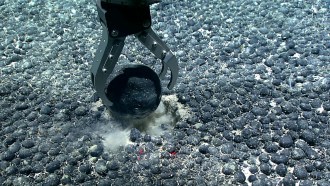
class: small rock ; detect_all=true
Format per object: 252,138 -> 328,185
281,102 -> 295,114
222,162 -> 237,175
15,103 -> 29,110
4,136 -> 16,146
279,135 -> 294,148
310,171 -> 323,180
276,164 -> 287,177
246,137 -> 259,149
291,148 -> 306,160
281,175 -> 296,186
186,135 -> 200,146
32,163 -> 44,173
314,161 -> 325,171
234,171 -> 246,184
300,103 -> 312,111
44,174 -> 61,186
48,147 -> 61,156
212,138 -> 222,147
79,163 -> 92,174
260,163 -> 272,175
46,160 -> 61,173
299,180 -> 313,186
251,107 -> 268,116
1,151 -> 16,161
316,180 -> 330,186
305,163 -> 315,172
107,160 -> 119,171
8,54 -> 23,63
248,175 -> 257,182
6,166 -> 18,175
21,139 -> 35,148
249,165 -> 259,174
143,134 -> 152,142
304,147 -> 319,160
259,153 -> 270,163
221,143 -> 234,154
293,166 -> 308,179
89,144 -> 103,157
40,105 -> 52,115
264,142 -> 279,153
8,142 -> 20,153
19,165 -> 32,174
300,129 -> 316,145
271,154 -> 289,165
18,148 -> 32,159
151,166 -> 161,174
198,144 -> 209,154
160,172 -> 174,179
95,160 -> 108,175
12,176 -> 32,186
61,175 -> 72,185
74,106 -> 88,116
129,128 -> 141,142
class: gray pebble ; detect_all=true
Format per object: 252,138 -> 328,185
279,135 -> 294,148
1,151 -> 16,161
271,154 -> 289,165
221,143 -> 234,154
222,162 -> 237,175
291,148 -> 306,160
79,163 -> 92,174
129,128 -> 141,142
234,171 -> 246,184
46,160 -> 61,173
186,135 -> 200,146
18,148 -> 32,159
293,165 -> 308,179
300,129 -> 316,145
12,176 -> 32,186
6,166 -> 18,175
260,163 -> 272,175
21,139 -> 35,148
151,166 -> 161,174
40,105 -> 52,115
89,144 -> 104,157
95,160 -> 108,175
276,163 -> 287,177
74,106 -> 88,116
264,142 -> 279,153
212,138 -> 222,146
107,160 -> 119,171
43,174 -> 60,186
198,144 -> 209,154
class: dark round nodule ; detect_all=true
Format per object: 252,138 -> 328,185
106,64 -> 162,119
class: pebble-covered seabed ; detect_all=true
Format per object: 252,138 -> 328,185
1,0 -> 330,185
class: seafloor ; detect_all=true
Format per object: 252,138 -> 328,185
1,0 -> 330,185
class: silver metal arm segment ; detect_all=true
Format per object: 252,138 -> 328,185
136,28 -> 178,89
90,24 -> 126,107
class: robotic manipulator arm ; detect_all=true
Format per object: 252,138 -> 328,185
90,0 -> 179,118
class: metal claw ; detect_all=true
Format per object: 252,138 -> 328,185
91,0 -> 179,116
135,28 -> 178,89
90,23 -> 126,108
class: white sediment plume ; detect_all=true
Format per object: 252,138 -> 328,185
96,94 -> 190,151
101,127 -> 132,151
